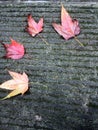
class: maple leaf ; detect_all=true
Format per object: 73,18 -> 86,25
52,5 -> 84,46
26,14 -> 43,37
2,38 -> 25,60
0,71 -> 29,100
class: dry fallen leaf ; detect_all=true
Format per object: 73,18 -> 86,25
52,5 -> 84,46
26,14 -> 44,37
0,71 -> 29,100
2,38 -> 25,60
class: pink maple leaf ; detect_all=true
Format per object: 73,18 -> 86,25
52,5 -> 80,40
26,14 -> 43,37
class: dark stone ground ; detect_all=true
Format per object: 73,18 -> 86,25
0,1 -> 98,130
0,0 -> 97,3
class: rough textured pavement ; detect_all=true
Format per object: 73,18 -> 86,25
0,1 -> 98,130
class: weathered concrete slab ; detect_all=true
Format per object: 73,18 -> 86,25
0,1 -> 98,130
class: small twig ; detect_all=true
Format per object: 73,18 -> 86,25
74,36 -> 84,47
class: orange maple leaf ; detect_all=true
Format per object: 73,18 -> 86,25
0,71 -> 29,100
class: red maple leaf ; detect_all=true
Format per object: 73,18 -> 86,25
2,38 -> 25,60
52,5 -> 83,46
26,14 -> 43,37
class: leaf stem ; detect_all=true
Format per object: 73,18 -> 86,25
29,81 -> 48,88
74,36 -> 84,47
38,34 -> 49,45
